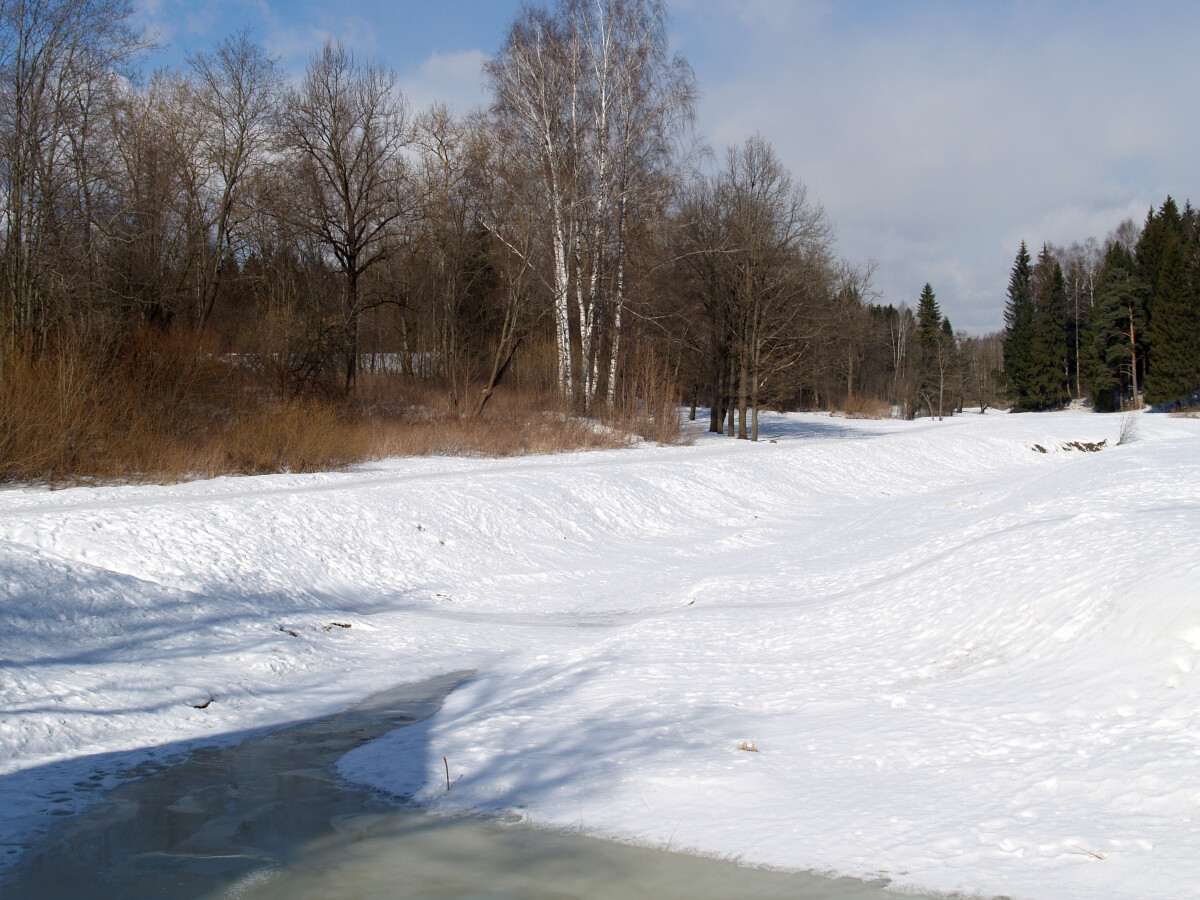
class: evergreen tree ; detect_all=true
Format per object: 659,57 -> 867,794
1002,242 -> 1035,408
1136,198 -> 1182,292
914,283 -> 953,418
1144,239 -> 1200,406
1135,196 -> 1185,384
1088,243 -> 1147,410
1023,247 -> 1070,410
916,283 -> 942,348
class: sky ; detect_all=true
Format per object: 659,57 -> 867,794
134,0 -> 1200,333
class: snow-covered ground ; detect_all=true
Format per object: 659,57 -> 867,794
2,408 -> 1199,899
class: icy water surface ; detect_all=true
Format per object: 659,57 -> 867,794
2,673 -> 944,899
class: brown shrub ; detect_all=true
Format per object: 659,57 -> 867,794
0,333 -> 641,486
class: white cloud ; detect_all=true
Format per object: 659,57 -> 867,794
261,12 -> 381,68
400,50 -> 491,117
677,1 -> 1200,332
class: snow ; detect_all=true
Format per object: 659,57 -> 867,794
2,408 -> 1199,899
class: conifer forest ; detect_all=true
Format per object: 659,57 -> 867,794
1003,198 -> 1200,413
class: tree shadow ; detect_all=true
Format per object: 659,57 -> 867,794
691,410 -> 891,443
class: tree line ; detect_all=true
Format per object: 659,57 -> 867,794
2,0 -> 1003,455
1003,197 -> 1200,412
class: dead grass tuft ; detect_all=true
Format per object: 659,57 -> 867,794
738,740 -> 759,752
836,395 -> 893,419
601,345 -> 691,446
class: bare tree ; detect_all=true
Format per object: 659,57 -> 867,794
828,260 -> 877,405
280,39 -> 409,392
187,29 -> 280,333
107,72 -> 209,328
720,136 -> 831,440
672,136 -> 833,439
0,0 -> 144,348
960,332 -> 1003,412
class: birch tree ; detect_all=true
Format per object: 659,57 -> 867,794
486,0 -> 694,407
569,0 -> 695,407
486,8 -> 576,397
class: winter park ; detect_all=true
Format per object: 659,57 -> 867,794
2,2 -> 1200,899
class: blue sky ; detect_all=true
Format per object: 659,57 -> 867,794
135,1 -> 1200,333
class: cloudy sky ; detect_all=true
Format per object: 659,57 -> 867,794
136,0 -> 1200,333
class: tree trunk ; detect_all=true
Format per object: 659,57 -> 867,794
726,354 -> 736,436
606,248 -> 625,407
550,188 -> 573,399
344,269 -> 359,394
198,182 -> 236,333
1127,301 -> 1140,408
737,355 -> 748,439
709,366 -> 722,432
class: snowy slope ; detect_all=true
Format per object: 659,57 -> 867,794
2,409 -> 1199,899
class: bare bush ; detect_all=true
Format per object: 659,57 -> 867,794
1117,411 -> 1139,446
602,345 -> 689,445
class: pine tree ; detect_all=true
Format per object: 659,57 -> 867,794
1136,198 -> 1182,284
941,316 -> 963,413
1002,242 -> 1035,408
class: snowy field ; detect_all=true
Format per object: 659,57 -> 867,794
2,408 -> 1199,899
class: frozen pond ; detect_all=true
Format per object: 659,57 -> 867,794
2,674 -> 946,899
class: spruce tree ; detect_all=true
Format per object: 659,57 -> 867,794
1089,243 -> 1147,410
1002,242 -> 1035,408
1024,247 -> 1070,410
1135,197 -> 1185,384
1144,239 -> 1200,406
915,283 -> 944,417
917,283 -> 942,346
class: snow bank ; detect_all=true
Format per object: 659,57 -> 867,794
2,409 -> 1199,899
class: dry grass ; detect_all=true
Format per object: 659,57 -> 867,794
0,333 -> 640,486
738,740 -> 759,752
835,395 -> 893,419
602,345 -> 692,446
